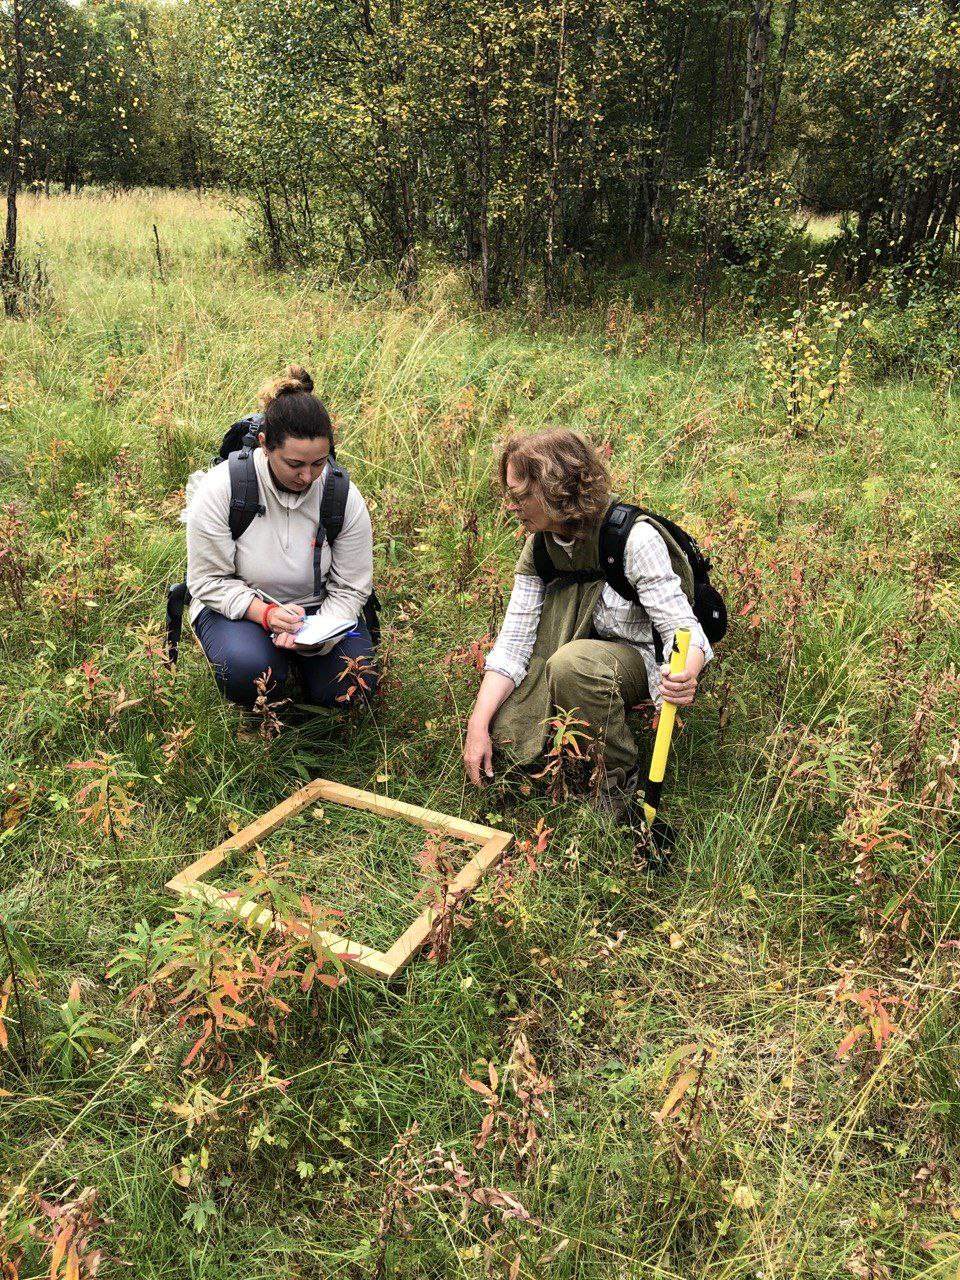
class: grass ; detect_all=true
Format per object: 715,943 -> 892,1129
1,188 -> 959,1279
210,804 -> 480,956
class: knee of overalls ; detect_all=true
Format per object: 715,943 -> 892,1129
544,640 -> 601,692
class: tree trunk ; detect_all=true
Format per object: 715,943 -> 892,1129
468,45 -> 492,307
566,13 -> 611,253
396,171 -> 418,299
930,174 -> 960,249
706,13 -> 720,160
515,31 -> 542,294
757,0 -> 798,169
385,0 -> 418,300
544,0 -> 568,311
737,0 -> 772,175
3,0 -> 27,314
648,16 -> 688,249
261,183 -> 283,267
720,13 -> 738,164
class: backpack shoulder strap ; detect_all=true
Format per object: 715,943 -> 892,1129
638,512 -> 696,602
314,463 -> 351,597
531,528 -> 606,594
531,531 -> 556,584
599,502 -> 697,664
227,447 -> 264,541
599,502 -> 642,604
319,463 -> 350,546
601,502 -> 696,604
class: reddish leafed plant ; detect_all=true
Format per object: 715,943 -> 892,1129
461,1024 -> 554,1172
33,1185 -> 105,1280
415,833 -> 473,964
834,975 -> 916,1062
335,652 -> 378,707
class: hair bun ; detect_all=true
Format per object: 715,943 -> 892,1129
258,363 -> 315,411
283,364 -> 314,394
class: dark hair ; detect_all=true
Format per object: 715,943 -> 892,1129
257,364 -> 334,451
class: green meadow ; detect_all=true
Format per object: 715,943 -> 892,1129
2,189 -> 960,1278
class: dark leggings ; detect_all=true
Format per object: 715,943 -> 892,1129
194,607 -> 378,710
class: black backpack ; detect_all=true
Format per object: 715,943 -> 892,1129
165,414 -> 380,665
531,501 -> 726,662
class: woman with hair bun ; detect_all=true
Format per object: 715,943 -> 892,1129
463,428 -> 712,816
186,365 -> 377,712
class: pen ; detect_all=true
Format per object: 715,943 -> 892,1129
256,592 -> 306,637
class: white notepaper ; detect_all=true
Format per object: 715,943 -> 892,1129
293,614 -> 354,648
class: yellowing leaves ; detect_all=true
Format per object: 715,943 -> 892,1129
729,1183 -> 759,1211
654,1066 -> 699,1122
653,919 -> 685,949
653,1040 -> 716,1124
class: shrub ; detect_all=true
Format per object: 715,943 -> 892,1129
673,165 -> 800,338
756,269 -> 867,434
862,281 -> 960,381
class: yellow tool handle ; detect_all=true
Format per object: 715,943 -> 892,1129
648,628 -> 691,783
643,628 -> 690,825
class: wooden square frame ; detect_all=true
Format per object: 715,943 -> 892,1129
165,779 -> 513,980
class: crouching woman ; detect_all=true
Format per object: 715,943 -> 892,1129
463,429 -> 711,814
186,365 -> 377,711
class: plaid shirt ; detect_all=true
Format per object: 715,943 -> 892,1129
485,521 -> 713,706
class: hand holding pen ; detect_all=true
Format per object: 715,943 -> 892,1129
256,590 -> 305,646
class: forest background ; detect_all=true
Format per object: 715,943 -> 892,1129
3,0 -> 960,310
2,1 -> 960,1278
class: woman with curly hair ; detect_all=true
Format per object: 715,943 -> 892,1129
463,429 -> 711,815
186,365 -> 377,713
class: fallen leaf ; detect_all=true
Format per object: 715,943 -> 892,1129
538,1236 -> 570,1265
731,1184 -> 758,1210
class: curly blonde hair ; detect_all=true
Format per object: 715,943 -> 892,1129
499,429 -> 611,540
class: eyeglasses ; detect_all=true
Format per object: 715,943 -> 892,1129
504,485 -> 532,505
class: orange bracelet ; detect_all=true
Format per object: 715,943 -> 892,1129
261,603 -> 279,632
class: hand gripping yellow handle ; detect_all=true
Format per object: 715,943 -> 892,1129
642,627 -> 690,825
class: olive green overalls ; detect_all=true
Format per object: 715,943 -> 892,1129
491,518 -> 650,775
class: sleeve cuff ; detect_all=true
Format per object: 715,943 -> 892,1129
692,627 -> 713,664
484,656 -> 524,687
227,589 -> 258,621
661,626 -> 712,668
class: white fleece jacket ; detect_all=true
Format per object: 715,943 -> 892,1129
186,448 -> 373,629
